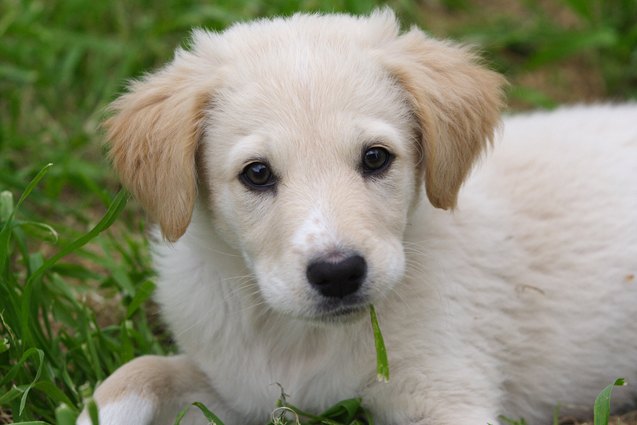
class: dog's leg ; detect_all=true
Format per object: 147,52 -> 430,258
76,355 -> 224,425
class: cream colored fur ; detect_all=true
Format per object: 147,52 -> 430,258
78,9 -> 637,425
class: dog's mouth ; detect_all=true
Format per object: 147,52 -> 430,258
312,298 -> 370,323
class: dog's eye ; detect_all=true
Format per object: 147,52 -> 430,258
240,162 -> 276,190
362,147 -> 393,176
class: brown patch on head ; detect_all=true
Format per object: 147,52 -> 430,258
104,48 -> 218,241
379,29 -> 507,209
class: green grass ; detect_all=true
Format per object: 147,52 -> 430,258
175,396 -> 373,425
1,0 -> 636,424
0,171 -> 162,424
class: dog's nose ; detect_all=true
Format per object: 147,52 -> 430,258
306,254 -> 367,298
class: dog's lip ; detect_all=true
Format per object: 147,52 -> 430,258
314,299 -> 370,321
325,305 -> 367,316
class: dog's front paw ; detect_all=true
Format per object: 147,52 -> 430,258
76,394 -> 157,425
77,355 -> 219,425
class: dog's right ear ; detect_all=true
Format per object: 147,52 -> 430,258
104,47 -> 217,242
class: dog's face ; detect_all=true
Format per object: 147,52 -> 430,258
202,44 -> 419,319
104,10 -> 505,322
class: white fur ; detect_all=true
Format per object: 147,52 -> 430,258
77,394 -> 155,425
152,106 -> 637,425
85,10 -> 637,425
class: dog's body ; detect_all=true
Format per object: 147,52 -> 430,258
79,10 -> 637,425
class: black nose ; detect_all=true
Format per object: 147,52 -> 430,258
306,254 -> 367,298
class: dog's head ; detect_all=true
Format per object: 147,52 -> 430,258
105,10 -> 505,321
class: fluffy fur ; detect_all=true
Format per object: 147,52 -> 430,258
78,9 -> 637,425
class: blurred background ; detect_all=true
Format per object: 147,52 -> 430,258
1,0 -> 636,423
2,0 -> 637,218
3,0 -> 637,218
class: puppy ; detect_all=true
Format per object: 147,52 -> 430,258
78,9 -> 637,425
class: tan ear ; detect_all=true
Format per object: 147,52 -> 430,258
104,48 -> 217,241
380,28 -> 506,209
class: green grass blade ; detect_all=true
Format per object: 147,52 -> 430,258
119,320 -> 134,364
552,404 -> 561,425
15,164 -> 54,212
498,415 -> 527,425
274,398 -> 323,423
0,386 -> 22,405
0,348 -> 47,417
593,378 -> 626,425
87,399 -> 100,425
316,398 -> 363,424
17,221 -> 59,243
192,401 -> 226,425
0,191 -> 13,222
0,347 -> 44,387
34,381 -> 77,409
173,404 -> 191,425
25,189 -> 128,286
0,191 -> 15,273
269,406 -> 302,424
55,403 -> 78,425
126,279 -> 156,318
0,335 -> 9,354
18,348 -> 45,416
369,305 -> 389,383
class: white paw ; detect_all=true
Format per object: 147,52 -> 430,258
77,394 -> 156,425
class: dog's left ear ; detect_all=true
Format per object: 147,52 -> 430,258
379,28 -> 506,209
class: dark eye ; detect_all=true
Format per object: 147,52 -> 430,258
240,162 -> 276,190
362,146 -> 393,176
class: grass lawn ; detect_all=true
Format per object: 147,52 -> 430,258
1,0 -> 636,423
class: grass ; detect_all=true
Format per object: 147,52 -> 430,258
1,173 -> 161,424
1,0 -> 636,423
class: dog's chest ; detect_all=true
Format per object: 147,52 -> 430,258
193,317 -> 374,419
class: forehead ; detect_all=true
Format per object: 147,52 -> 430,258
206,44 -> 412,156
195,16 -> 417,174
191,15 -> 408,125
220,46 -> 406,126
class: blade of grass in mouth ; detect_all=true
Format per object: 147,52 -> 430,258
370,304 -> 389,382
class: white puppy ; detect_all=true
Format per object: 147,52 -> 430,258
79,9 -> 637,425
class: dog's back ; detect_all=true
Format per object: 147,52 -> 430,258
408,104 -> 637,421
498,105 -> 637,418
